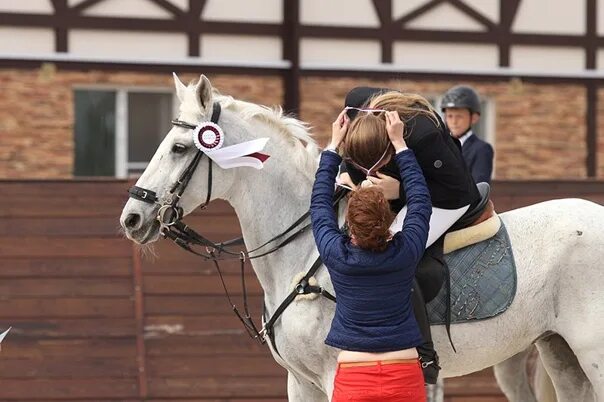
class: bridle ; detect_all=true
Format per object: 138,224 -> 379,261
127,103 -> 221,230
127,102 -> 345,350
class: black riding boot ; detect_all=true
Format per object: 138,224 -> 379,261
412,279 -> 440,384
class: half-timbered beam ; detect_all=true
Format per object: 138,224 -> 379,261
448,0 -> 496,31
299,24 -> 587,47
70,0 -> 105,14
372,0 -> 393,63
0,13 -> 282,35
148,0 -> 185,18
187,0 -> 207,57
498,0 -> 521,67
283,0 -> 300,114
394,0 -> 443,26
586,0 -> 597,69
50,0 -> 68,52
586,82 -> 598,177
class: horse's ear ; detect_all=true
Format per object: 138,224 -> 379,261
173,72 -> 187,103
194,74 -> 213,116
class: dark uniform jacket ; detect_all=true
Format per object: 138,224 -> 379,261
343,112 -> 481,212
461,134 -> 494,184
343,86 -> 480,212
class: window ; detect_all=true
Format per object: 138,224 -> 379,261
74,88 -> 175,177
74,90 -> 116,176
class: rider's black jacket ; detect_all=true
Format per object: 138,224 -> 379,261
343,87 -> 481,212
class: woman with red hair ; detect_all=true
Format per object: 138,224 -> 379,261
310,109 -> 431,401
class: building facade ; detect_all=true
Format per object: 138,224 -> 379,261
1,0 -> 604,179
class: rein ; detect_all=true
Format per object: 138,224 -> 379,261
127,102 -> 345,346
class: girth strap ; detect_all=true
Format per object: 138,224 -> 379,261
261,189 -> 348,339
263,256 -> 330,337
263,254 -> 336,356
260,189 -> 350,355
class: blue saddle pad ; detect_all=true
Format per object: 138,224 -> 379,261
426,221 -> 517,325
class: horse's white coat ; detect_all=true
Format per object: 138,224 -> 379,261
121,75 -> 604,401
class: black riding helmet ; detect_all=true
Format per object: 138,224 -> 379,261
441,85 -> 481,114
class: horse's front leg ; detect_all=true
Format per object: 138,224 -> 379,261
287,372 -> 330,402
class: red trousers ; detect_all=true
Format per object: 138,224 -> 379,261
332,360 -> 426,402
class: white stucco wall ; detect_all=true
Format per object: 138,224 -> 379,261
0,27 -> 54,55
69,30 -> 188,60
394,42 -> 498,69
0,0 -> 597,73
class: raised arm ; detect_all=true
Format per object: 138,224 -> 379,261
385,112 -> 432,265
392,150 -> 431,264
310,110 -> 350,261
310,151 -> 344,260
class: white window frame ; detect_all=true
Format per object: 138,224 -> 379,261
73,85 -> 178,178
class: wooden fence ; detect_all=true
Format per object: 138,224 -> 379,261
0,180 -> 602,401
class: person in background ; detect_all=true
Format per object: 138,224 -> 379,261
441,85 -> 494,184
311,109 -> 431,401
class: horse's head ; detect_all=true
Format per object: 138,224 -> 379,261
120,74 -> 253,244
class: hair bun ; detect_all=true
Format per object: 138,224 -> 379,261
346,187 -> 395,252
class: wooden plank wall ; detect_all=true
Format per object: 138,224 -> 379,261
0,180 -> 602,401
0,181 -> 139,400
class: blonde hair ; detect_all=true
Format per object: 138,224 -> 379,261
368,91 -> 439,129
343,91 -> 439,169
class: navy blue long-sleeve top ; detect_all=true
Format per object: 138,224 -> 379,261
310,149 -> 432,352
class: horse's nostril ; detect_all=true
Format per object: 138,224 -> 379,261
125,213 -> 141,229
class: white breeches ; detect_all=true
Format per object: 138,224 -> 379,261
389,205 -> 470,247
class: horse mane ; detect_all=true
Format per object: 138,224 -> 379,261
214,93 -> 320,180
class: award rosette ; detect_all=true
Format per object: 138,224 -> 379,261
193,122 -> 224,153
190,121 -> 270,170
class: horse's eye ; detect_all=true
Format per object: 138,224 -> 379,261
171,143 -> 188,154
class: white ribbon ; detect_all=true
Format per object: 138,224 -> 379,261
190,119 -> 270,169
204,138 -> 270,170
0,327 -> 11,343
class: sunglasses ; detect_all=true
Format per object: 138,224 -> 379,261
344,106 -> 388,116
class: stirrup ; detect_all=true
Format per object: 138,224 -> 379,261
421,359 -> 435,369
419,356 -> 441,385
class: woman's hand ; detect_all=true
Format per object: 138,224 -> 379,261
385,111 -> 407,152
366,172 -> 400,200
330,109 -> 350,150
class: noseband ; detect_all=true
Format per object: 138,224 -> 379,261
126,102 -> 346,354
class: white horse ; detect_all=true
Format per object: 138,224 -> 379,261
120,74 -> 604,402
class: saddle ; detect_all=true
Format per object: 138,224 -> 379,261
451,182 -> 494,231
417,182 -> 495,302
426,220 -> 517,325
443,182 -> 498,254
